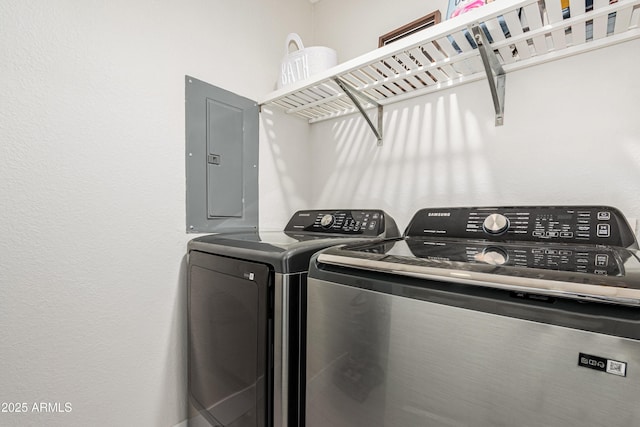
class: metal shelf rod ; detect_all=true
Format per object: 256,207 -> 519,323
471,24 -> 506,126
333,77 -> 384,145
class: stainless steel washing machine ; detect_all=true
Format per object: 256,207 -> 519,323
306,206 -> 640,427
187,209 -> 399,427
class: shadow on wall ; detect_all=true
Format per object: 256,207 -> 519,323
260,106 -> 311,222
166,255 -> 188,427
308,92 -> 495,224
307,81 -> 640,226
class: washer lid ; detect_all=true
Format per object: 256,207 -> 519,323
316,238 -> 640,307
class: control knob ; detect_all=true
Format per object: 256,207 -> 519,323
481,247 -> 509,266
483,213 -> 510,235
320,214 -> 335,228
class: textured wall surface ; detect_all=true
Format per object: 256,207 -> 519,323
0,1 -> 311,426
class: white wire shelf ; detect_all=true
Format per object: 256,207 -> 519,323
259,0 -> 640,135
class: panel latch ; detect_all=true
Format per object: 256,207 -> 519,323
208,154 -> 221,165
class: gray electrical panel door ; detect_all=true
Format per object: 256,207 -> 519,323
186,76 -> 259,233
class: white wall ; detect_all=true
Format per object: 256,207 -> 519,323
310,0 -> 640,231
260,108 -> 313,230
312,0 -> 450,62
0,1 -> 311,426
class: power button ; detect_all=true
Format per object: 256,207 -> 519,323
597,211 -> 611,220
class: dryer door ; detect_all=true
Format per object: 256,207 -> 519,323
188,250 -> 271,427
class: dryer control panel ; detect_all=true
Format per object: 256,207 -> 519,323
405,206 -> 637,249
285,209 -> 397,237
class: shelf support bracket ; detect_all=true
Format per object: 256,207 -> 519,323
333,77 -> 383,145
471,25 -> 506,126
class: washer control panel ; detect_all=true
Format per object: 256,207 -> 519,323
285,210 -> 396,237
405,206 -> 637,248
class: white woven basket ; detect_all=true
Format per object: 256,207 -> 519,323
278,33 -> 337,89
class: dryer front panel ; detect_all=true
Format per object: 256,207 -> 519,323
188,251 -> 271,427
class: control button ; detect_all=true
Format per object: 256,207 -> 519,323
547,231 -> 559,238
598,211 -> 611,220
368,221 -> 377,231
597,223 -> 610,238
595,254 -> 609,267
483,214 -> 510,235
320,214 -> 335,228
594,270 -> 608,275
560,232 -> 573,238
532,231 -> 544,237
